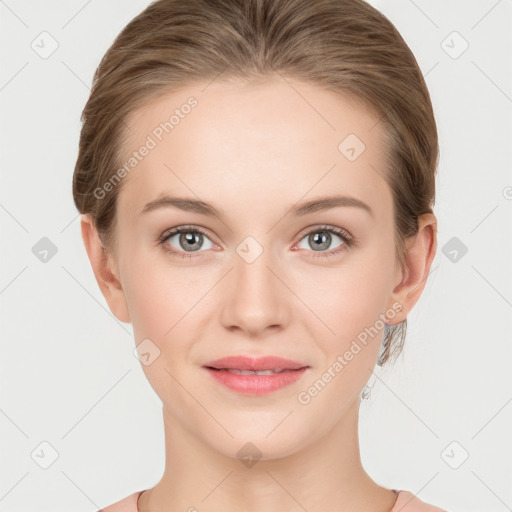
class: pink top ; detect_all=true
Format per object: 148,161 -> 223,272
97,489 -> 448,511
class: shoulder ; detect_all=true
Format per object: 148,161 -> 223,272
391,490 -> 449,512
96,490 -> 144,512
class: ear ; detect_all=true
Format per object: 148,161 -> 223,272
80,214 -> 131,323
386,213 -> 438,324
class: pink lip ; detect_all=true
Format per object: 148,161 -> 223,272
203,356 -> 309,396
204,355 -> 306,371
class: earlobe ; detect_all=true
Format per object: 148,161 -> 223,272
80,214 -> 131,323
386,214 -> 438,324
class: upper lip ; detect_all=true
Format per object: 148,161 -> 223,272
203,356 -> 308,371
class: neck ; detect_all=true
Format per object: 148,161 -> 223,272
138,400 -> 398,512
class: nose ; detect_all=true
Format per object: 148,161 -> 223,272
219,248 -> 290,337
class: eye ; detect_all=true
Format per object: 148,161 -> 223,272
295,225 -> 353,259
158,224 -> 354,260
158,225 -> 216,259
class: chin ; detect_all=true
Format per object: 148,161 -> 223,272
204,421 -> 308,463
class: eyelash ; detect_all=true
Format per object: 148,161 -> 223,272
157,224 -> 355,260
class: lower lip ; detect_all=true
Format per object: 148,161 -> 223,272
204,367 -> 308,396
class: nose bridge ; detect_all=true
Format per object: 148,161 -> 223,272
220,237 -> 289,335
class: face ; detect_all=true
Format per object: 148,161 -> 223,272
87,76 -> 413,460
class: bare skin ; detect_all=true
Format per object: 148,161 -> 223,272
81,75 -> 437,512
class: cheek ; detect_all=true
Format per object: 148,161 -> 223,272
294,264 -> 389,417
293,241 -> 395,399
298,251 -> 394,342
120,256 -> 200,400
119,246 -> 178,341
123,273 -> 170,340
121,249 -> 215,349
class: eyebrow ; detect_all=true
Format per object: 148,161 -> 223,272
140,194 -> 374,219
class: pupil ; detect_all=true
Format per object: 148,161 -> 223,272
311,232 -> 330,251
181,232 -> 202,250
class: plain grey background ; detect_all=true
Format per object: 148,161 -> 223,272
1,1 -> 511,511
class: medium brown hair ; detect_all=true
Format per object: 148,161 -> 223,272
72,0 -> 439,366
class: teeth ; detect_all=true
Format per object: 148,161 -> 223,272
225,368 -> 285,375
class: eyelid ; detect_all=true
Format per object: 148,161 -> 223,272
292,224 -> 355,258
157,225 -> 218,260
158,224 -> 211,243
158,223 -> 355,259
295,223 -> 353,242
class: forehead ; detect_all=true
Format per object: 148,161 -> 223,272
117,77 -> 391,221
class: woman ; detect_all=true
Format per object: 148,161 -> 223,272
73,0 -> 447,510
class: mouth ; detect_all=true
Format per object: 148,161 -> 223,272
202,356 -> 309,395
203,355 -> 307,371
206,368 -> 294,375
